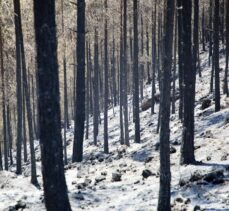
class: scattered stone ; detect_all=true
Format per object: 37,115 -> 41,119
194,145 -> 201,150
72,181 -> 77,185
206,156 -> 211,161
203,170 -> 224,183
201,99 -> 211,110
172,139 -> 181,146
154,142 -> 160,151
8,206 -> 16,211
170,146 -> 177,154
119,163 -> 127,168
184,198 -> 191,204
190,171 -> 203,182
15,201 -> 26,210
101,171 -> 107,176
95,176 -> 106,183
193,205 -> 201,211
77,183 -> 86,190
75,192 -> 85,201
179,179 -> 187,187
134,180 -> 140,184
144,156 -> 154,163
98,157 -> 104,162
99,184 -> 106,190
221,154 -> 228,161
224,114 -> 229,125
204,130 -> 214,139
84,178 -> 92,186
112,172 -> 122,182
175,197 -> 184,203
142,169 -> 154,179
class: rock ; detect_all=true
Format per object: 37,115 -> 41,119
179,179 -> 187,187
170,146 -> 177,154
134,180 -> 140,184
95,176 -> 106,183
224,114 -> 229,125
175,197 -> 184,203
119,163 -> 127,168
112,172 -> 122,182
84,178 -> 92,186
172,139 -> 181,146
201,99 -> 211,110
98,157 -> 104,162
190,171 -> 203,182
144,156 -> 154,163
77,183 -> 86,189
75,192 -> 84,201
8,206 -> 16,211
193,205 -> 201,211
212,178 -> 224,184
142,169 -> 154,178
206,156 -> 211,161
203,170 -> 224,183
15,201 -> 26,210
154,142 -> 160,151
204,130 -> 214,139
221,154 -> 228,161
194,145 -> 201,150
101,171 -> 107,176
184,198 -> 191,204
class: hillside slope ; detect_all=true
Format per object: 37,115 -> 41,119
0,52 -> 229,211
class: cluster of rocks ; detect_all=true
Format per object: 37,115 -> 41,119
7,201 -> 26,211
179,169 -> 226,187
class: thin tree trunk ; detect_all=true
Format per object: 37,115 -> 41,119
73,0 -> 86,162
133,0 -> 140,144
214,0 -> 221,112
104,0 -> 109,153
157,0 -> 174,210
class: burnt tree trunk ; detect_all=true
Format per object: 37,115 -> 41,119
34,0 -> 72,210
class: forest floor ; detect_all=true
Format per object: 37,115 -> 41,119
0,52 -> 229,211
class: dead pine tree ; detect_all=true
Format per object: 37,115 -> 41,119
214,0 -> 221,112
157,0 -> 175,210
13,0 -> 23,175
104,0 -> 109,153
133,0 -> 140,144
73,0 -> 86,162
224,0 -> 229,96
123,0 -> 130,146
180,0 -> 196,165
33,0 -> 72,210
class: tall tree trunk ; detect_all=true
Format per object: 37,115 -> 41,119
177,0 -> 184,121
123,0 -> 130,146
14,0 -> 23,175
133,0 -> 140,144
34,0 -> 72,210
202,6 -> 206,52
224,0 -> 229,96
172,6 -> 177,115
151,1 -> 157,115
214,0 -> 221,112
0,17 -> 8,171
119,0 -> 124,145
157,0 -> 174,210
73,0 -> 86,162
18,0 -> 38,184
180,0 -> 196,165
104,0 -> 109,153
93,29 -> 99,146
